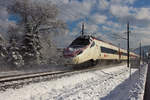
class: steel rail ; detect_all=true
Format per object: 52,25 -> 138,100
0,70 -> 71,83
0,63 -> 126,83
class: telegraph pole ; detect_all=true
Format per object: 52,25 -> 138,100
81,23 -> 84,36
127,22 -> 130,68
139,41 -> 141,76
143,50 -> 144,64
127,22 -> 131,79
140,42 -> 141,62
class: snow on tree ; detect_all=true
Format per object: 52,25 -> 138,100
7,0 -> 67,65
21,30 -> 42,64
7,34 -> 24,67
0,34 -> 7,60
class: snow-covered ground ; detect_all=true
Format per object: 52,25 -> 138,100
0,64 -> 147,100
0,64 -> 71,77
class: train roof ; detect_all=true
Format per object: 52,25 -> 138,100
89,35 -> 121,48
77,35 -> 119,47
78,35 -> 138,54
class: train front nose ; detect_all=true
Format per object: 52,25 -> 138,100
63,47 -> 81,65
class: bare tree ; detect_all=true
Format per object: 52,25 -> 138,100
7,0 -> 67,65
8,0 -> 66,34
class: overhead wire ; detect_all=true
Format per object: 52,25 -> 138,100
55,0 -> 139,45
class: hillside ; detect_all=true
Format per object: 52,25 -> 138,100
134,45 -> 150,57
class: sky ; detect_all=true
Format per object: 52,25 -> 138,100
50,0 -> 150,49
1,0 -> 150,49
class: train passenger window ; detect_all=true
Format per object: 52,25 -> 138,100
121,52 -> 128,56
90,42 -> 95,48
101,46 -> 118,54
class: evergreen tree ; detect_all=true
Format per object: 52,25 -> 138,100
0,34 -> 8,65
8,0 -> 67,65
0,44 -> 7,63
0,36 -> 7,59
7,37 -> 24,67
21,25 -> 42,64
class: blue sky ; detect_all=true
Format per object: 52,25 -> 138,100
50,0 -> 150,48
1,0 -> 150,48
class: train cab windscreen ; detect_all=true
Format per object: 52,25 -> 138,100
69,37 -> 90,48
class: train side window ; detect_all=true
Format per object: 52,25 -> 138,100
101,46 -> 118,54
90,42 -> 95,48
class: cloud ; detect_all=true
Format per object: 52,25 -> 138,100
1,0 -> 150,49
106,21 -> 122,29
91,14 -> 107,24
136,8 -> 150,20
109,4 -> 150,27
85,23 -> 99,33
72,22 -> 99,35
0,7 -> 8,20
51,30 -> 73,47
0,4 -> 17,39
54,0 -> 95,22
98,0 -> 109,10
54,0 -> 150,48
102,26 -> 112,31
110,0 -> 136,5
110,4 -> 133,18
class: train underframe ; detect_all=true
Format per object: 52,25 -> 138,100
65,58 -> 127,70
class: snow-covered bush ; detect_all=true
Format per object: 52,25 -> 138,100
21,31 -> 42,65
7,38 -> 24,67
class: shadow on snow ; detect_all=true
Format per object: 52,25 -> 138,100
101,67 -> 144,100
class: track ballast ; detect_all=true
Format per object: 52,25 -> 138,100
0,63 -> 125,91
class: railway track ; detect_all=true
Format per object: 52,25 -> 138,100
0,63 -> 126,91
0,65 -> 99,91
0,70 -> 70,83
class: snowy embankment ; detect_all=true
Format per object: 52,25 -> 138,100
0,64 -> 147,100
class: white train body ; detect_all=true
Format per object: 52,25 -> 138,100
63,35 -> 138,65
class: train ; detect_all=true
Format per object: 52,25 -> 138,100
63,35 -> 139,65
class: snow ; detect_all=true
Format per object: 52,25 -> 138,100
0,64 -> 147,100
0,64 -> 71,77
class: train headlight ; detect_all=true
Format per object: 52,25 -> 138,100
68,47 -> 74,51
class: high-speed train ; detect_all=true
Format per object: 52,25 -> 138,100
63,35 -> 139,65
